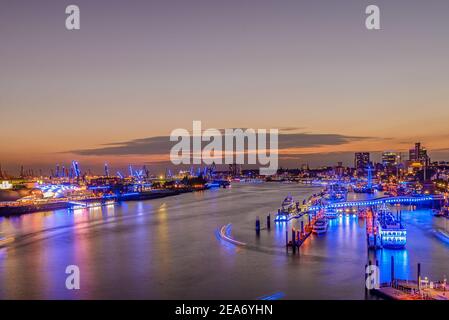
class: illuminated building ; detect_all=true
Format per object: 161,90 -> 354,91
382,152 -> 398,167
354,152 -> 370,171
409,142 -> 429,166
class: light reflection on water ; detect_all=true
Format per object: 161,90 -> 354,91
0,184 -> 448,299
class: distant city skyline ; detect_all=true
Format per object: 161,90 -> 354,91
2,142 -> 449,177
2,1 -> 449,173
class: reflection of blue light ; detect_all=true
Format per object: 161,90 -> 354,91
89,186 -> 111,190
433,230 -> 449,246
379,250 -> 410,283
214,228 -> 237,251
274,215 -> 288,223
258,292 -> 285,300
206,183 -> 220,188
309,195 -> 437,211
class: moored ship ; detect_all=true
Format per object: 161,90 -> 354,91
324,183 -> 347,203
378,210 -> 407,249
0,199 -> 70,217
312,218 -> 328,234
274,194 -> 299,222
324,209 -> 338,219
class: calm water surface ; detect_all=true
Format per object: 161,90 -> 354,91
1,184 -> 448,299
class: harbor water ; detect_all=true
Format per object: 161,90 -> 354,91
1,183 -> 449,299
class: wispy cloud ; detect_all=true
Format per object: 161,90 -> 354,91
67,132 -> 375,156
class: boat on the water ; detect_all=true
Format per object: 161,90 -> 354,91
324,209 -> 338,219
378,210 -> 406,249
312,218 -> 328,234
324,183 -> 347,203
281,194 -> 295,211
353,185 -> 375,194
274,195 -> 299,222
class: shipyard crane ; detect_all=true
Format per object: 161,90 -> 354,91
143,165 -> 150,178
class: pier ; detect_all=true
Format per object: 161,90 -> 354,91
369,259 -> 449,300
275,195 -> 443,223
308,195 -> 443,211
285,215 -> 317,254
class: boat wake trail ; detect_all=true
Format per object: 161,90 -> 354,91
217,224 -> 247,246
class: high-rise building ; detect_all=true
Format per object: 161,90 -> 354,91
354,152 -> 370,170
382,152 -> 398,166
409,142 -> 429,165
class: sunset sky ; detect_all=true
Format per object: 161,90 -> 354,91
1,0 -> 449,174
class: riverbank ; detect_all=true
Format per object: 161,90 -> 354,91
0,187 -> 207,217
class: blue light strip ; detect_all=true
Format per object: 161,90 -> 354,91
308,195 -> 441,211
